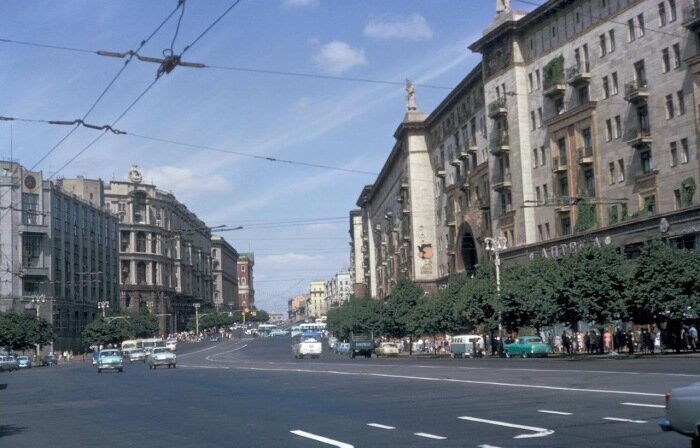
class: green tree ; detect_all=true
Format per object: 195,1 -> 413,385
454,264 -> 499,332
327,295 -> 382,340
128,311 -> 158,338
0,312 -> 54,351
82,317 -> 132,347
380,278 -> 424,338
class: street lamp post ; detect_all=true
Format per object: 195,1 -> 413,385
193,303 -> 201,336
97,300 -> 110,319
484,236 -> 507,338
30,294 -> 46,359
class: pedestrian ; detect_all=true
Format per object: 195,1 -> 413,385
689,324 -> 698,353
562,332 -> 571,355
626,331 -> 634,355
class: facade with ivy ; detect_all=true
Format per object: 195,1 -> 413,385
350,0 -> 700,297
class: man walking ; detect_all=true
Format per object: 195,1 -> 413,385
689,324 -> 698,353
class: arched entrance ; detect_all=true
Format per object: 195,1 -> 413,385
460,233 -> 478,274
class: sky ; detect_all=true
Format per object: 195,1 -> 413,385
1,0 -> 537,315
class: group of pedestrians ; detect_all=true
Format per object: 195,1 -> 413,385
555,324 -> 698,355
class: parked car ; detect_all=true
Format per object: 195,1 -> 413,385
16,356 -> 32,368
209,334 -> 221,342
97,349 -> 123,373
147,347 -> 176,370
450,334 -> 485,358
658,382 -> 700,447
335,342 -> 351,355
41,354 -> 58,366
0,355 -> 19,372
504,336 -> 551,358
128,348 -> 146,363
375,342 -> 399,357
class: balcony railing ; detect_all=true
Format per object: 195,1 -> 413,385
624,81 -> 649,103
434,168 -> 446,178
577,146 -> 594,164
552,155 -> 568,172
492,172 -> 512,191
566,66 -> 591,87
487,97 -> 508,119
543,72 -> 566,97
489,132 -> 510,155
625,128 -> 652,148
682,4 -> 700,29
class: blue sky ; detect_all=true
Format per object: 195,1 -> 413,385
1,0 -> 536,314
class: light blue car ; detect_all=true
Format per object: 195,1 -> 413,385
97,349 -> 123,373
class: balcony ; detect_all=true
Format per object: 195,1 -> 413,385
566,66 -> 591,87
460,177 -> 470,191
489,132 -> 510,155
468,139 -> 478,152
447,241 -> 456,255
450,158 -> 461,168
624,81 -> 649,104
400,178 -> 409,190
434,168 -> 446,178
554,197 -> 573,213
487,97 -> 508,119
445,211 -> 456,227
577,146 -> 594,165
18,215 -> 49,235
19,265 -> 49,278
458,147 -> 471,160
478,198 -> 490,210
543,73 -> 566,98
492,172 -> 513,191
401,207 -> 411,216
682,4 -> 700,30
625,128 -> 652,148
552,156 -> 568,173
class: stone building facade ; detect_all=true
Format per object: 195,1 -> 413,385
211,235 -> 239,311
287,294 -> 307,323
350,0 -> 700,295
104,166 -> 212,334
306,280 -> 327,319
325,270 -> 351,311
237,253 -> 254,309
0,162 -> 119,351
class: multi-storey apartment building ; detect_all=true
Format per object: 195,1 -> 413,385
348,210 -> 367,297
351,0 -> 700,294
288,294 -> 307,323
237,253 -> 254,309
306,280 -> 327,319
104,166 -> 212,334
325,270 -> 351,311
0,162 -> 119,351
211,235 -> 239,311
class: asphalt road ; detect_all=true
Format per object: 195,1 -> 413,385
1,337 -> 697,448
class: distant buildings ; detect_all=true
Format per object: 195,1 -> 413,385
306,280 -> 326,319
287,294 -> 307,323
325,271 -> 351,311
211,235 -> 239,312
351,0 -> 700,297
0,162 -> 119,351
237,253 -> 255,309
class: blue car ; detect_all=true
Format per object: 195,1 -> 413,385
16,356 -> 32,368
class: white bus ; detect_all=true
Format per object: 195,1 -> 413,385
141,337 -> 165,354
299,322 -> 327,333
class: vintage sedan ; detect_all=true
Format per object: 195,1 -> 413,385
335,342 -> 351,355
97,349 -> 123,373
504,336 -> 551,358
128,348 -> 146,363
658,382 -> 700,447
375,342 -> 399,357
0,355 -> 19,372
147,347 -> 176,370
16,356 -> 32,368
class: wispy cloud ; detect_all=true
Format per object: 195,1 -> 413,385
363,13 -> 433,41
282,0 -> 317,7
258,252 -> 327,269
313,40 -> 367,74
140,165 -> 231,196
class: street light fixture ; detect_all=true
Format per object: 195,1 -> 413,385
483,236 -> 508,337
30,294 -> 46,319
97,300 -> 110,319
193,303 -> 201,336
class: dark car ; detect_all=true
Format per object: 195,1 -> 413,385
42,354 -> 58,366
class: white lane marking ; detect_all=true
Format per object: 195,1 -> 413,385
538,410 -> 573,415
290,430 -> 354,448
458,416 -> 554,439
603,417 -> 648,424
177,345 -> 220,357
178,365 -> 230,369
205,344 -> 249,362
621,402 -> 665,409
414,432 -> 447,440
367,423 -> 395,429
478,445 -> 503,448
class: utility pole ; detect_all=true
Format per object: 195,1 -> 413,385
193,303 -> 201,336
484,236 -> 507,338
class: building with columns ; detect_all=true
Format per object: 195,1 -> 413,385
211,235 -> 239,311
0,163 -> 119,351
104,166 -> 213,334
351,0 -> 700,295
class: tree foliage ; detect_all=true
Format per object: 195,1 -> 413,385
82,311 -> 158,347
0,312 -> 54,351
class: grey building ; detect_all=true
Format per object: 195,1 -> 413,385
0,162 -> 119,352
211,235 -> 239,311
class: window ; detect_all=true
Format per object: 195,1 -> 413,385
528,73 -> 534,93
603,76 -> 610,99
677,90 -> 685,115
552,25 -> 557,38
530,111 -> 536,131
561,216 -> 572,236
662,48 -> 670,73
658,3 -> 667,26
540,146 -> 546,166
611,72 -> 619,95
555,97 -> 565,115
674,189 -> 682,209
618,159 -> 625,182
558,175 -> 569,197
627,18 -> 636,42
634,60 -> 647,86
578,85 -> 589,103
136,261 -> 147,285
136,232 -> 146,252
120,231 -> 130,252
609,161 -> 616,184
537,107 -> 543,128
599,34 -> 607,57
583,44 -> 590,71
241,265 -> 246,272
666,94 -> 675,119
583,168 -> 596,196
608,30 -> 615,53
614,115 -> 622,138
641,150 -> 653,174
557,137 -> 567,163
608,205 -> 618,224
536,186 -> 541,202
535,69 -> 541,90
543,183 -> 549,203
670,141 -> 678,166
605,119 -> 612,141
637,14 -> 645,38
538,225 -> 543,241
673,43 -> 681,69
545,223 -> 551,239
643,195 -> 656,214
681,138 -> 689,163
669,0 -> 677,22
22,193 -> 40,225
533,148 -> 539,168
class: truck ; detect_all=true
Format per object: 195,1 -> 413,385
349,332 -> 374,358
292,331 -> 322,359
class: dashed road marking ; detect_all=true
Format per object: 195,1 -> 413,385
621,402 -> 665,409
477,445 -> 503,448
367,423 -> 395,429
603,417 -> 648,424
290,430 -> 354,448
414,432 -> 447,440
458,416 -> 554,439
538,410 -> 573,415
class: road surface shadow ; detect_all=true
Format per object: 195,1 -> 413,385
0,425 -> 27,437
